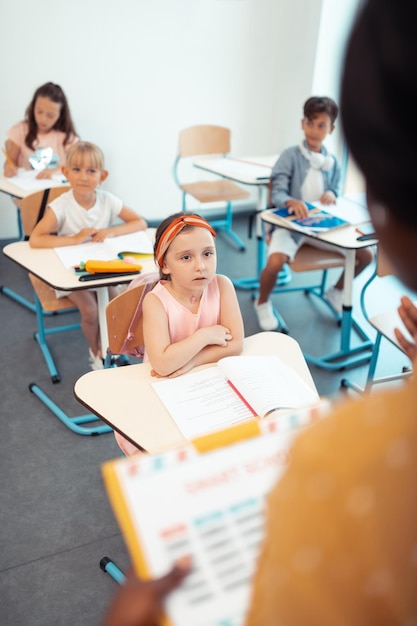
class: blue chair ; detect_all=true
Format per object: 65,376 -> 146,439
28,273 -> 81,383
1,187 -> 80,383
13,185 -> 80,383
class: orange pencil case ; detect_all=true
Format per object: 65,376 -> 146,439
84,259 -> 143,274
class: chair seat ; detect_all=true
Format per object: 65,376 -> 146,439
180,179 -> 250,204
290,244 -> 345,272
29,274 -> 74,313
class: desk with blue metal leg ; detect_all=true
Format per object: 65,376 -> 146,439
260,209 -> 377,370
0,173 -> 69,311
3,239 -> 157,435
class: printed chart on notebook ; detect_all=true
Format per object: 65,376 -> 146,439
102,424 -> 309,626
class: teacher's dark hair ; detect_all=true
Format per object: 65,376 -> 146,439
341,0 -> 417,229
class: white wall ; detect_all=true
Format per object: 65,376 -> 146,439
312,0 -> 361,161
1,0 -> 337,238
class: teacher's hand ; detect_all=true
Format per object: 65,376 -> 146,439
101,558 -> 191,626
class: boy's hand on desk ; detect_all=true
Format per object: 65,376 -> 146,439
286,199 -> 309,219
101,558 -> 191,626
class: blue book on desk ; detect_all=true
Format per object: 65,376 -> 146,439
271,203 -> 349,233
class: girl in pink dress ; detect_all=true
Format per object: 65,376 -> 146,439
115,212 -> 244,455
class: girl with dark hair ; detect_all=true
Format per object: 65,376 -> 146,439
3,82 -> 78,179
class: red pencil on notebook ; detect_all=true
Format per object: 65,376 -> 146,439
226,379 -> 258,417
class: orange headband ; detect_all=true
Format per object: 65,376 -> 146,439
155,214 -> 216,268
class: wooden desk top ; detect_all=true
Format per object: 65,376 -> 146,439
0,171 -> 67,199
3,238 -> 157,291
193,155 -> 278,186
74,331 -> 318,454
261,197 -> 376,252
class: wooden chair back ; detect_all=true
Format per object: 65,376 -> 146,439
19,185 -> 70,237
178,125 -> 231,158
106,276 -> 159,357
106,285 -> 145,355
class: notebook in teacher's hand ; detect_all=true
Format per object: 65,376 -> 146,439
152,355 -> 319,440
53,231 -> 154,269
101,408 -> 322,626
270,202 -> 349,233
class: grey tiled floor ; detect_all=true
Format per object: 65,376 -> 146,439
0,211 -> 412,625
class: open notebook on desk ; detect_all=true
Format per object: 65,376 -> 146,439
102,406 -> 327,626
53,231 -> 154,269
152,355 -> 320,440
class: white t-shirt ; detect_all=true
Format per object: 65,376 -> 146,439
49,188 -> 123,236
300,167 -> 324,203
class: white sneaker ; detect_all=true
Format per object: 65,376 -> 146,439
325,287 -> 344,314
89,348 -> 104,371
254,299 -> 279,331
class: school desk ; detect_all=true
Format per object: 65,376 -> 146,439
0,171 -> 68,239
260,206 -> 378,371
73,331 -> 318,453
3,236 -> 157,354
190,159 -> 376,372
193,155 -> 278,290
2,235 -> 157,436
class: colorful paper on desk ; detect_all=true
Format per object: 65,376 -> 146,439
101,424 -> 303,626
54,231 -> 153,268
272,203 -> 349,233
152,355 -> 319,440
